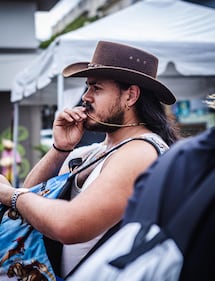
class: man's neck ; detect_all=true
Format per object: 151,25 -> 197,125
104,126 -> 151,149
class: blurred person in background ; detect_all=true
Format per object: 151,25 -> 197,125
0,139 -> 22,186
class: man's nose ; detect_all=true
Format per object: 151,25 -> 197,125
82,88 -> 93,102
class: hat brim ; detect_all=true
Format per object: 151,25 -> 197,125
63,62 -> 176,105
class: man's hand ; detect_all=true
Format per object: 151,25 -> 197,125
53,106 -> 88,150
0,174 -> 15,206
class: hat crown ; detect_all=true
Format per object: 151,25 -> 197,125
62,40 -> 176,105
91,41 -> 158,78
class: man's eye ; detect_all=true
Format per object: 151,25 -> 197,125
93,86 -> 100,91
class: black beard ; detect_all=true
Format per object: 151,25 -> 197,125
84,110 -> 125,133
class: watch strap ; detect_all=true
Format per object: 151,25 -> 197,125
11,188 -> 29,211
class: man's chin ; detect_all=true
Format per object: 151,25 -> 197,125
84,122 -> 105,132
84,122 -> 118,133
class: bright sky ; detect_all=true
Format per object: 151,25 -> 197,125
35,0 -> 81,41
35,11 -> 52,41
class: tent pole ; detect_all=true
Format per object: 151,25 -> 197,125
57,74 -> 64,111
12,102 -> 19,188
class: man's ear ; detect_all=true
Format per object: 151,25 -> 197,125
127,85 -> 141,107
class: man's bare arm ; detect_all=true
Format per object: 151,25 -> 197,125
4,140 -> 157,244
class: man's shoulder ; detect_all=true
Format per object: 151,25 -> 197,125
139,133 -> 169,155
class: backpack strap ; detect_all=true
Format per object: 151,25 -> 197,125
73,134 -> 165,172
58,134 -> 165,199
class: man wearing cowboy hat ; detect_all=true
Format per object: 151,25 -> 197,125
0,41 -> 179,278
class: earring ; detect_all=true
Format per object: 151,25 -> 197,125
126,104 -> 130,110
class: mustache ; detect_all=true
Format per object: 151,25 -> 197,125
82,102 -> 93,111
82,101 -> 145,128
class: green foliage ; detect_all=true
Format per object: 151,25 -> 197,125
33,144 -> 50,157
0,127 -> 12,143
39,14 -> 99,49
0,126 -> 29,153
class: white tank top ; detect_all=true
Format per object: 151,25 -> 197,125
61,158 -> 107,277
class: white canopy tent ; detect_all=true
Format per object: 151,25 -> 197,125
12,0 -> 215,104
11,0 -> 215,184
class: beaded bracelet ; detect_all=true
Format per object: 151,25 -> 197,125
53,143 -> 73,153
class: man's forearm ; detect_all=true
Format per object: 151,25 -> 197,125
23,146 -> 71,188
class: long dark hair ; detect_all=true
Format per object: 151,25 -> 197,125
117,82 -> 179,146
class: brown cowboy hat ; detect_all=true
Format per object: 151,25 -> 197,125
63,41 -> 176,105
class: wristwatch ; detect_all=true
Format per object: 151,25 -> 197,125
11,188 -> 30,211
